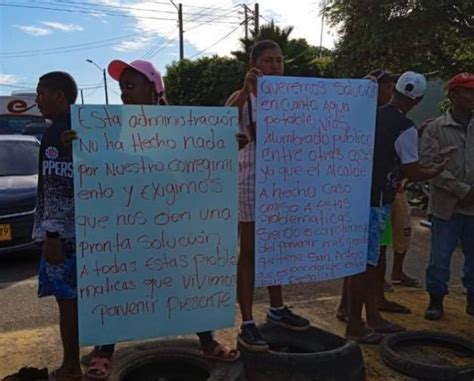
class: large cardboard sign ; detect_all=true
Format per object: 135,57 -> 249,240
255,77 -> 377,287
71,105 -> 238,345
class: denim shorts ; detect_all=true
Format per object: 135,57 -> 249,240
367,204 -> 392,266
38,239 -> 77,300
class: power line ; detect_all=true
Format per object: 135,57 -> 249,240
47,0 -> 240,20
141,27 -> 178,60
190,24 -> 243,59
0,30 -> 158,57
135,1 -> 240,13
146,32 -> 178,60
260,14 -> 272,23
0,3 -> 173,21
183,2 -> 238,22
0,2 -> 240,24
50,0 -> 178,16
0,38 -> 147,58
186,7 -> 239,29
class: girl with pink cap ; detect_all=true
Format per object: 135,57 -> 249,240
63,59 -> 239,380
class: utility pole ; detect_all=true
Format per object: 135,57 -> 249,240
80,89 -> 84,104
171,1 -> 184,60
254,3 -> 259,37
243,4 -> 249,39
319,0 -> 327,57
102,68 -> 109,105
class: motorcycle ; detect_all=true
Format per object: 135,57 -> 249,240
405,181 -> 432,228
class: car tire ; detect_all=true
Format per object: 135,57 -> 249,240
381,330 -> 474,381
109,339 -> 245,381
240,323 -> 365,381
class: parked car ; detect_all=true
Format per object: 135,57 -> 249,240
21,121 -> 50,141
0,135 -> 40,254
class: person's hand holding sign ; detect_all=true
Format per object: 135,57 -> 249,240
61,130 -> 78,152
243,67 -> 263,95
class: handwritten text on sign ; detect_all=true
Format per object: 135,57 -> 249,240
71,105 -> 238,346
255,77 -> 377,287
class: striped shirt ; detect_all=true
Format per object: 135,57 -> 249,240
239,93 -> 257,222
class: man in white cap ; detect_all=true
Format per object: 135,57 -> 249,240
345,71 -> 448,343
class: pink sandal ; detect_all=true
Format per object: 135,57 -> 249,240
85,356 -> 111,380
202,342 -> 240,363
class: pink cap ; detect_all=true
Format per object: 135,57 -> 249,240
108,59 -> 165,93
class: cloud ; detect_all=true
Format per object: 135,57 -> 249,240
0,74 -> 20,85
115,0 -> 336,59
14,25 -> 51,36
41,22 -> 84,32
114,37 -> 153,52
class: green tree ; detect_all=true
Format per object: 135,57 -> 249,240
232,21 -> 335,77
164,56 -> 246,106
325,0 -> 474,78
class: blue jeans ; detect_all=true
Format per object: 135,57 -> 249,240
426,214 -> 474,296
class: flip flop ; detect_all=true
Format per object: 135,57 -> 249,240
378,300 -> 412,314
346,329 -> 383,345
202,342 -> 240,363
85,357 -> 111,380
384,281 -> 395,293
372,321 -> 406,334
392,277 -> 421,288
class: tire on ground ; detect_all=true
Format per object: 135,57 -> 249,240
381,330 -> 474,381
109,339 -> 245,381
241,323 -> 365,381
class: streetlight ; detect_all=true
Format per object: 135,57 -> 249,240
86,59 -> 109,104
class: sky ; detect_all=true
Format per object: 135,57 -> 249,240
0,0 -> 337,104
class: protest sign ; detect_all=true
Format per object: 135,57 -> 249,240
71,105 -> 238,346
255,77 -> 377,287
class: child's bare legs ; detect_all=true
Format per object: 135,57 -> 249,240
336,277 -> 349,320
238,222 -> 256,322
56,298 -> 81,377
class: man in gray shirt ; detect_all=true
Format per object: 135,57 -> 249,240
420,72 -> 474,319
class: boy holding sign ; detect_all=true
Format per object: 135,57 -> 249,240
226,40 -> 310,352
33,72 -> 82,381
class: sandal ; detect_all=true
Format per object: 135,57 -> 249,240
392,276 -> 421,288
202,341 -> 240,362
377,300 -> 411,314
384,281 -> 394,293
346,329 -> 383,345
85,356 -> 111,380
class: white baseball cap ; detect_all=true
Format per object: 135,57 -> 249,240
395,71 -> 426,99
